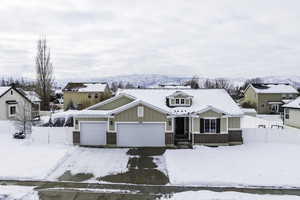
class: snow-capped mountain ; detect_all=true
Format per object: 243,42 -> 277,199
57,74 -> 300,88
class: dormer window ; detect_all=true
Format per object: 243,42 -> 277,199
167,91 -> 193,107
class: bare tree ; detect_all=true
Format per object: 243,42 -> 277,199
36,38 -> 54,111
14,101 -> 32,136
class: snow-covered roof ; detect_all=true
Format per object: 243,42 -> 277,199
24,91 -> 41,102
0,86 -> 11,96
251,83 -> 298,94
63,82 -> 108,93
115,89 -> 243,116
241,108 -> 257,114
283,97 -> 300,109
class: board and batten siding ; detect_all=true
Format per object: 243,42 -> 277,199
199,110 -> 222,118
93,96 -> 134,110
74,117 -> 108,130
221,117 -> 227,132
285,108 -> 300,128
228,117 -> 241,129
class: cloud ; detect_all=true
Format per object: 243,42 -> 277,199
0,0 -> 300,80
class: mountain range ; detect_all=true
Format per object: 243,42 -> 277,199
57,74 -> 300,88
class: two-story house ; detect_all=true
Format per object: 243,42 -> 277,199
63,82 -> 112,110
72,88 -> 244,147
240,83 -> 299,114
0,86 -> 41,120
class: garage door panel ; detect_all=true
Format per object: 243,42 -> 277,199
80,122 -> 106,146
117,123 -> 165,147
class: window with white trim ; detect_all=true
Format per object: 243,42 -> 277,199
137,106 -> 144,117
204,119 -> 216,133
9,105 -> 16,117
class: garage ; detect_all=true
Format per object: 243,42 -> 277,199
80,122 -> 107,146
117,123 -> 165,147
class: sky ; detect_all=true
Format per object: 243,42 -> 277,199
0,0 -> 300,80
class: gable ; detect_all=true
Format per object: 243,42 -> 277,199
92,95 -> 134,110
199,109 -> 223,118
115,104 -> 167,122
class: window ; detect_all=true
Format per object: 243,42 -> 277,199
88,94 -> 92,99
9,106 -> 16,117
282,94 -> 287,98
137,106 -> 144,117
175,99 -> 180,104
10,90 -> 13,95
95,94 -> 98,99
204,119 -> 216,133
181,99 -> 185,104
285,109 -> 290,119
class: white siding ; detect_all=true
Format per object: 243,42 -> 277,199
0,88 -> 32,120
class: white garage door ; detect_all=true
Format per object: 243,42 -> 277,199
117,123 -> 165,147
80,122 -> 107,146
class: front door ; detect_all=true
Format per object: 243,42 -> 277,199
175,117 -> 189,139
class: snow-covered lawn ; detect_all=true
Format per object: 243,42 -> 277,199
164,190 -> 300,200
165,143 -> 300,187
0,121 -> 71,180
49,148 -> 130,181
0,185 -> 38,200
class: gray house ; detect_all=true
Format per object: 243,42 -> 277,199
0,86 -> 40,120
73,88 -> 243,147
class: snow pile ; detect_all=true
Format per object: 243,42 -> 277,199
165,143 -> 300,187
0,186 -> 38,200
48,148 -> 130,181
164,190 -> 300,200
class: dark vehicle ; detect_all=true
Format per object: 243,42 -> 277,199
13,132 -> 26,139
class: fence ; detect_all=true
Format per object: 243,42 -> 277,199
243,127 -> 300,145
30,127 -> 73,145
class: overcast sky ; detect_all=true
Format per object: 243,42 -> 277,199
0,0 -> 300,80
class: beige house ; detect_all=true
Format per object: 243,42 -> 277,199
73,88 -> 244,147
63,82 -> 111,110
240,83 -> 299,114
283,97 -> 300,128
0,86 -> 40,120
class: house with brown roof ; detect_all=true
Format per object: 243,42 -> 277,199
63,82 -> 112,110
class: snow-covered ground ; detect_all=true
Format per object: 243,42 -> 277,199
165,143 -> 300,187
0,121 -> 71,180
49,148 -> 130,181
0,185 -> 38,200
164,190 -> 300,200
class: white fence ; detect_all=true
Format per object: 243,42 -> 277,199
31,127 -> 73,145
243,128 -> 300,145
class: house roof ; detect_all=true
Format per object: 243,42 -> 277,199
283,97 -> 300,109
250,83 -> 298,94
63,82 -> 108,92
115,89 -> 243,116
0,86 -> 33,104
24,91 -> 41,102
0,86 -> 11,97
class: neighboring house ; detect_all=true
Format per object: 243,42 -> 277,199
0,86 -> 40,120
73,88 -> 244,147
282,97 -> 300,128
63,82 -> 111,110
240,83 -> 299,114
